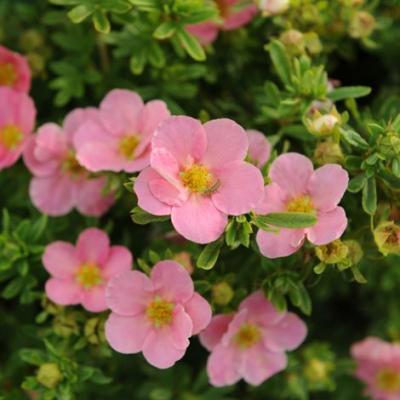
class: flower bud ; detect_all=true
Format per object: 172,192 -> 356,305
173,251 -> 194,275
212,282 -> 234,306
258,0 -> 289,16
85,317 -> 106,345
343,240 -> 363,265
304,32 -> 323,55
378,131 -> 400,157
280,30 -> 305,56
36,363 -> 62,389
373,221 -> 400,256
19,30 -> 44,51
315,240 -> 349,264
349,11 -> 376,39
305,108 -> 341,137
314,139 -> 344,166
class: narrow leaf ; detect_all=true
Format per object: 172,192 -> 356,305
328,86 -> 371,102
362,177 -> 377,215
197,239 -> 223,270
256,212 -> 317,229
130,207 -> 169,225
268,40 -> 292,86
176,28 -> 205,62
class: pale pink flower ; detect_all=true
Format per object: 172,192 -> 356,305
351,337 -> 400,400
0,87 -> 36,170
187,0 -> 258,45
0,45 -> 31,92
134,116 -> 265,244
254,153 -> 349,258
74,89 -> 170,173
258,0 -> 289,15
200,291 -> 307,386
105,260 -> 212,369
23,108 -> 115,217
43,228 -> 133,313
247,129 -> 271,168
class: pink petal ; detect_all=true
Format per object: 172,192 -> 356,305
138,100 -> 171,136
308,164 -> 349,212
106,270 -> 153,316
223,4 -> 258,30
150,147 -> 181,186
102,246 -> 133,279
63,107 -> 98,141
186,22 -> 219,45
142,329 -> 187,369
81,285 -> 107,312
256,228 -> 305,259
306,207 -> 347,245
207,344 -> 241,387
122,150 -> 151,173
151,260 -> 194,303
199,314 -> 234,351
269,153 -> 313,197
134,167 -> 172,216
203,119 -> 248,167
171,195 -> 228,244
43,242 -> 79,279
75,177 -> 115,217
170,305 -> 193,349
45,278 -> 81,306
184,293 -> 212,335
212,161 -> 264,216
252,183 -> 288,214
105,312 -> 150,354
29,175 -> 76,216
239,344 -> 287,386
247,129 -> 271,168
76,228 -> 110,265
262,312 -> 307,352
0,45 -> 31,92
152,116 -> 207,167
149,178 -> 186,207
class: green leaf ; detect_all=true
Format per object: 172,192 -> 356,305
30,214 -> 48,242
348,174 -> 366,193
19,349 -> 47,366
328,86 -> 371,101
362,177 -> 377,215
267,40 -> 292,86
130,52 -> 146,75
256,212 -> 317,229
67,4 -> 93,23
351,265 -> 367,284
176,27 -> 205,62
153,21 -> 176,40
197,239 -> 223,270
92,11 -> 110,34
130,207 -> 169,225
341,129 -> 369,149
2,277 -> 24,299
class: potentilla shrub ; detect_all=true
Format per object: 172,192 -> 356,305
1,0 -> 400,399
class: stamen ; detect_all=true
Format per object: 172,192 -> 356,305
0,124 -> 23,149
180,164 -> 219,195
119,135 -> 140,159
286,195 -> 315,213
75,263 -> 103,289
0,63 -> 17,87
146,297 -> 174,328
233,323 -> 261,349
376,368 -> 400,392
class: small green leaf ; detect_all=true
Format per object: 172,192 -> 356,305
130,207 -> 169,225
256,212 -> 317,229
67,4 -> 93,23
176,27 -> 205,62
130,52 -> 146,75
348,174 -> 366,193
19,349 -> 47,366
362,177 -> 377,215
351,265 -> 367,284
267,40 -> 292,87
153,21 -> 176,39
328,86 -> 371,102
314,263 -> 326,274
197,239 -> 223,270
2,277 -> 24,299
92,11 -> 110,34
341,129 -> 369,149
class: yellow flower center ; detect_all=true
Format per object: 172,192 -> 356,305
0,62 -> 17,86
286,195 -> 315,213
180,164 -> 219,194
376,368 -> 400,393
118,135 -> 140,159
233,323 -> 262,349
0,124 -> 23,149
62,151 -> 86,178
146,297 -> 174,328
75,263 -> 103,289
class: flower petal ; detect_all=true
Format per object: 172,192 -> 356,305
207,344 -> 241,387
43,242 -> 79,279
212,161 -> 264,216
170,305 -> 193,350
138,100 -> 171,136
105,313 -> 150,354
151,260 -> 194,303
269,153 -> 313,196
45,278 -> 81,306
256,228 -> 305,258
306,207 -> 347,245
76,228 -> 110,265
308,164 -> 349,212
81,285 -> 107,312
203,119 -> 248,167
199,314 -> 234,351
186,22 -> 219,45
106,270 -> 153,316
102,246 -> 133,279
184,293 -> 212,335
247,129 -> 271,168
171,195 -> 227,244
149,178 -> 186,207
252,183 -> 288,214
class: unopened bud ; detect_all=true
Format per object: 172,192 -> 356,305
373,221 -> 400,256
304,32 -> 323,55
212,282 -> 234,306
305,108 -> 341,137
173,252 -> 194,275
36,363 -> 62,389
343,240 -> 363,265
379,132 -> 400,157
349,11 -> 376,39
280,30 -> 305,56
314,139 -> 344,166
315,240 -> 349,264
258,0 -> 289,16
305,358 -> 334,383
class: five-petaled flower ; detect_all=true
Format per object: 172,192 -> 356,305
254,152 -> 349,258
199,291 -> 307,386
134,116 -> 265,244
105,260 -> 212,369
0,45 -> 31,92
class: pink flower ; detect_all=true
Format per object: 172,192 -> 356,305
43,228 -> 133,313
0,45 -> 31,92
134,116 -> 265,244
247,129 -> 271,168
199,291 -> 307,386
74,89 -> 170,173
23,108 -> 115,217
351,337 -> 400,400
258,0 -> 289,15
105,260 -> 212,369
187,0 -> 258,45
254,153 -> 349,258
0,87 -> 36,170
